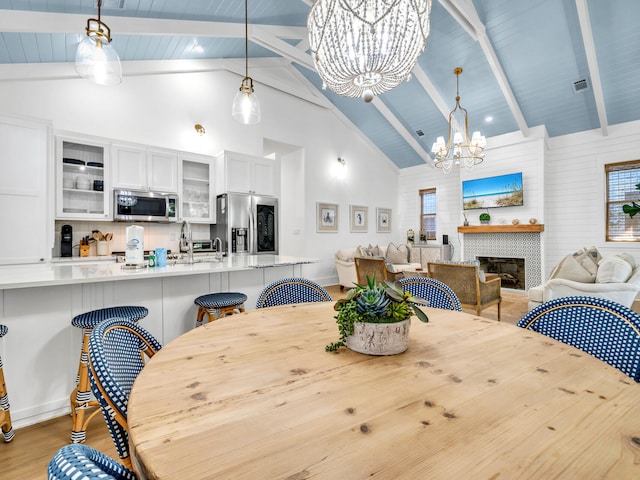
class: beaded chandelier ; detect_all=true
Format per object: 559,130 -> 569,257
308,0 -> 432,102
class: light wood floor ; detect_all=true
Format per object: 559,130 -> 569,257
2,287 -> 528,479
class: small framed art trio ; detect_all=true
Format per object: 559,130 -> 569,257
316,202 -> 391,233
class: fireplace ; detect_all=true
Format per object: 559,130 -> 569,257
459,228 -> 543,291
478,256 -> 525,290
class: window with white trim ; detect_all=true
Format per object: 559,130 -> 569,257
606,160 -> 640,241
420,188 -> 436,240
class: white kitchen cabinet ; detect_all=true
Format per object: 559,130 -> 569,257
148,149 -> 179,192
0,115 -> 51,264
179,153 -> 214,223
112,144 -> 178,193
216,151 -> 278,197
56,134 -> 110,221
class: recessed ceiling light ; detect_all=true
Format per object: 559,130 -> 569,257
485,116 -> 493,123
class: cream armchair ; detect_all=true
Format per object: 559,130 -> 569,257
528,277 -> 640,311
335,248 -> 358,290
527,252 -> 640,311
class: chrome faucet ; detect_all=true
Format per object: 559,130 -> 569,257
213,236 -> 223,260
180,220 -> 194,264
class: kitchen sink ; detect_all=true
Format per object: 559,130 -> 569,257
168,253 -> 223,264
115,252 -> 223,265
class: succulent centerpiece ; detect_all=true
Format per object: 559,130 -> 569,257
326,276 -> 429,355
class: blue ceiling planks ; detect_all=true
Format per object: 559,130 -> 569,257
296,66 -> 427,169
588,0 -> 640,126
0,0 -> 637,169
476,0 -> 599,136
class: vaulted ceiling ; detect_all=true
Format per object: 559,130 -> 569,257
0,0 -> 637,169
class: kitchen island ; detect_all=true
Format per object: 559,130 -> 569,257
0,255 -> 318,428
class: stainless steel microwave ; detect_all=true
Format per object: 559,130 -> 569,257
113,189 -> 178,222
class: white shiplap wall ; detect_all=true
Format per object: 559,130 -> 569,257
399,128 -> 546,263
545,120 -> 640,277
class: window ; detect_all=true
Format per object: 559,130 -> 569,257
606,160 -> 640,241
419,188 -> 436,240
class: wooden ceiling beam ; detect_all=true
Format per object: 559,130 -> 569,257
575,0 -> 608,136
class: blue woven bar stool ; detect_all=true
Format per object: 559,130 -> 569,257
69,305 -> 148,444
0,324 -> 14,443
194,292 -> 247,327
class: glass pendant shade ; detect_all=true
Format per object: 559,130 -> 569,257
75,3 -> 122,87
232,78 -> 261,125
75,35 -> 122,86
232,0 -> 261,125
308,0 -> 432,100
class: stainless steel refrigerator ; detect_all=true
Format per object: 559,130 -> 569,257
211,193 -> 278,255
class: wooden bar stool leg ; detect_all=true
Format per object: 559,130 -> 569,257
209,303 -> 246,323
0,354 -> 14,443
196,307 -> 209,328
70,328 -> 100,443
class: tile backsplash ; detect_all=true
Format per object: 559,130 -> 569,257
53,220 -> 212,258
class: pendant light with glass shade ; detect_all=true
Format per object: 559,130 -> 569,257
232,0 -> 261,125
75,0 -> 122,86
431,67 -> 486,174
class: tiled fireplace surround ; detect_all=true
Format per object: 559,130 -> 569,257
462,231 -> 542,291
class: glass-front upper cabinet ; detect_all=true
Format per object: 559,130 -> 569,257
56,134 -> 110,220
179,154 -> 214,223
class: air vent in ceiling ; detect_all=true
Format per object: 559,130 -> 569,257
415,129 -> 424,137
573,78 -> 589,93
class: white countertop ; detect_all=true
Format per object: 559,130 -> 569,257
0,255 -> 318,290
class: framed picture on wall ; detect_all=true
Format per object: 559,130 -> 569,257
350,205 -> 368,232
317,202 -> 339,232
376,207 -> 392,233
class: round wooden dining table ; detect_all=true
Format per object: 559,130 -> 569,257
128,302 -> 640,479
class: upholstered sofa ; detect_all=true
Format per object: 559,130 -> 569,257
335,243 -> 423,289
528,249 -> 640,310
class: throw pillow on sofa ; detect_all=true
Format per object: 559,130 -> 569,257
549,253 -> 597,283
596,255 -> 634,283
386,242 -> 410,264
582,246 -> 602,265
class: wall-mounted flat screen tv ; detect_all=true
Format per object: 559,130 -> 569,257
462,172 -> 523,210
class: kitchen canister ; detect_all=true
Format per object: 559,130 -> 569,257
125,225 -> 145,265
155,247 -> 167,267
97,240 -> 108,256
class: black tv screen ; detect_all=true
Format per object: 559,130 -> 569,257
462,172 -> 523,210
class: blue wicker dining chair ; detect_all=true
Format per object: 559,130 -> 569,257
398,276 -> 462,311
48,444 -> 137,480
517,296 -> 640,382
88,317 -> 162,469
256,278 -> 332,308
